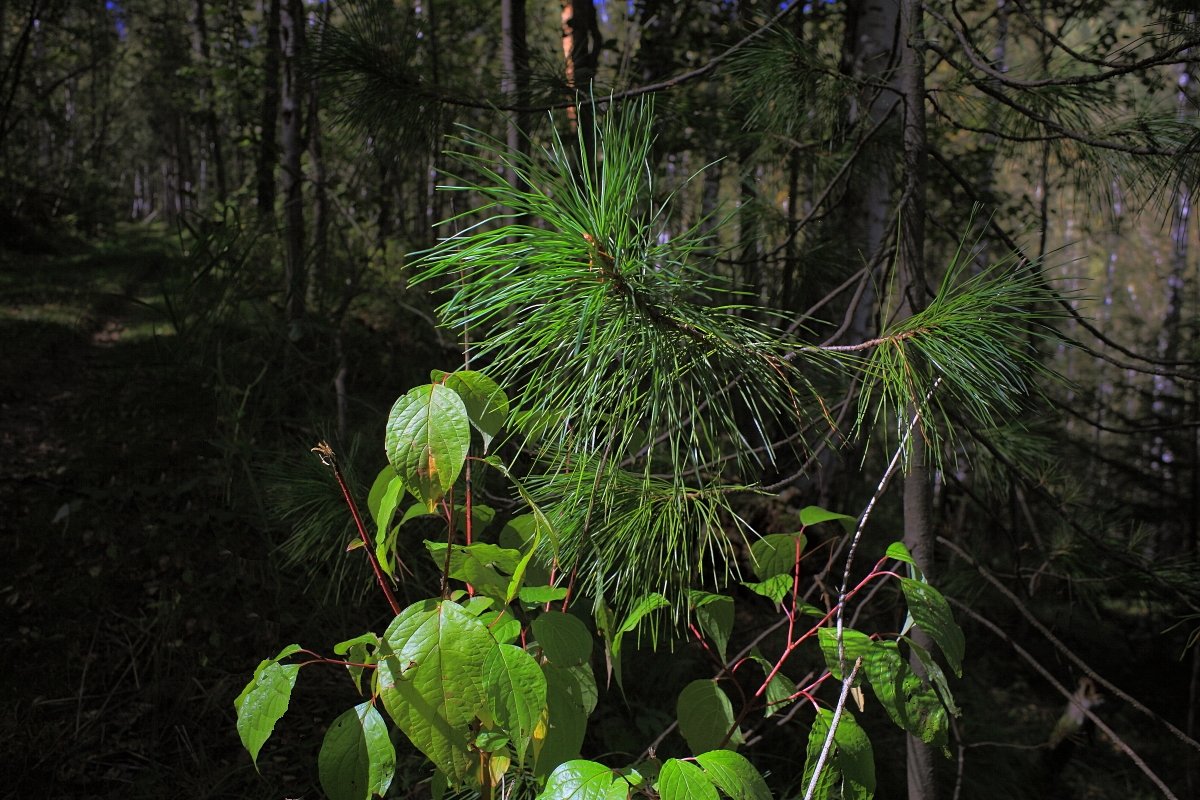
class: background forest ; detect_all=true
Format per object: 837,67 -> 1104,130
2,0 -> 1199,798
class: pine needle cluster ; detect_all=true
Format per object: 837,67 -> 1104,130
415,99 -> 809,610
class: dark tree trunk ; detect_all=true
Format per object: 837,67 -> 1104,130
280,0 -> 306,326
256,0 -> 281,226
191,0 -> 226,201
501,0 -> 529,194
897,1 -> 936,798
560,0 -> 601,167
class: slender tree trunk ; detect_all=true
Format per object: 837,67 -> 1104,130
280,0 -> 306,327
561,0 -> 601,167
501,0 -> 529,182
191,0 -> 226,201
897,1 -> 935,798
256,0 -> 281,226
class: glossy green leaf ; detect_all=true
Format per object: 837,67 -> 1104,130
816,628 -> 873,680
475,731 -> 510,752
519,585 -> 570,604
533,611 -> 593,666
863,641 -> 947,746
677,680 -> 740,753
798,506 -> 856,532
537,759 -> 628,800
234,644 -> 303,767
439,369 -> 509,452
425,541 -> 522,602
367,467 -> 404,537
899,578 -> 965,676
385,384 -> 470,512
802,709 -> 874,800
884,541 -> 916,567
377,600 -> 496,784
480,610 -> 522,645
749,533 -> 806,581
695,750 -> 772,800
659,759 -> 719,800
742,574 -> 793,605
318,702 -> 396,800
800,710 -> 837,800
486,644 -> 547,766
831,710 -> 874,799
690,591 -> 734,663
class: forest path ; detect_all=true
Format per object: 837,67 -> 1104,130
0,227 -> 296,800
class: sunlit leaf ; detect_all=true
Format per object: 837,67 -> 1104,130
658,759 -> 719,800
385,384 -> 470,512
234,644 -> 303,767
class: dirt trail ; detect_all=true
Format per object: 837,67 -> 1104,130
0,237 -> 286,799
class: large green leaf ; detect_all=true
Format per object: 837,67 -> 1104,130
801,709 -> 874,800
695,750 -> 773,800
659,759 -> 719,800
829,710 -> 874,799
677,680 -> 740,753
798,506 -> 856,532
863,641 -> 947,746
385,384 -> 471,512
318,702 -> 396,800
425,541 -> 522,602
899,578 -> 965,676
532,611 -> 593,666
534,663 -> 592,777
485,644 -> 547,766
816,628 -> 873,680
537,760 -> 629,800
800,710 -> 837,800
377,600 -> 496,784
749,534 -> 806,581
742,575 -> 793,605
234,644 -> 302,767
690,591 -> 734,663
434,369 -> 510,452
904,636 -> 961,716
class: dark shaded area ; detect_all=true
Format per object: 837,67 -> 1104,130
0,229 -> 440,799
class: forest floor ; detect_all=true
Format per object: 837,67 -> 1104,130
0,226 -> 378,799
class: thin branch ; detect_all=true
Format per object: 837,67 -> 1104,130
930,0 -> 1200,89
802,657 -> 863,800
311,442 -> 403,616
924,41 -> 1190,157
950,598 -> 1182,800
938,535 -> 1200,754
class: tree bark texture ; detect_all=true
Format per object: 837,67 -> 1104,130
280,0 -> 306,326
255,0 -> 281,226
897,0 -> 936,798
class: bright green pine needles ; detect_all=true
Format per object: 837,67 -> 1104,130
414,100 -> 808,611
416,100 -> 806,480
855,233 -> 1063,461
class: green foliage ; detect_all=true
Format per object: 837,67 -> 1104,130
236,367 -> 970,798
318,703 -> 396,800
385,383 -> 471,512
857,231 -> 1062,458
677,680 -> 742,753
